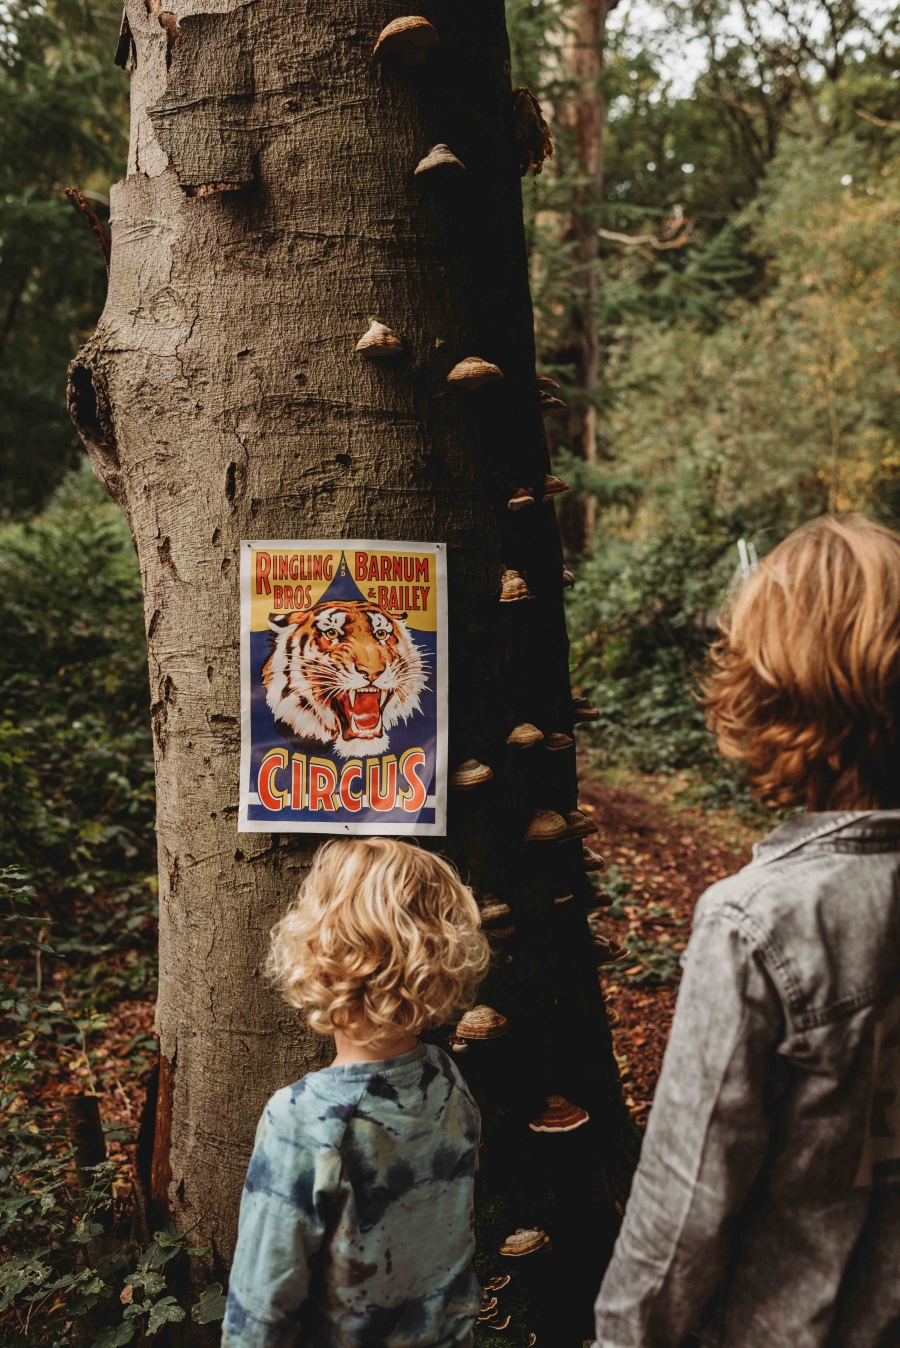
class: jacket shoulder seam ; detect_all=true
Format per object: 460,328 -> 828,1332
711,899 -> 805,1013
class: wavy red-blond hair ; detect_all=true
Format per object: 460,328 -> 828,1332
704,515 -> 900,810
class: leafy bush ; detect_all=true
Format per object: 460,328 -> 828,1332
566,478 -> 750,796
0,471 -> 186,1346
0,461 -> 155,904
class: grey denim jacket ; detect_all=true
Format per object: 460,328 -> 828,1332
595,811 -> 900,1348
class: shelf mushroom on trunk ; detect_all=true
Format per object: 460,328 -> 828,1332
373,15 -> 438,65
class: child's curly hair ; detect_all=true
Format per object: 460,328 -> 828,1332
703,514 -> 900,810
267,838 -> 490,1043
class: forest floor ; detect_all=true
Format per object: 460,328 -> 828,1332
578,760 -> 764,1127
11,769 -> 767,1184
2,765 -> 769,1344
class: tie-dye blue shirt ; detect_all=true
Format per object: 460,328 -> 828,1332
222,1043 -> 480,1348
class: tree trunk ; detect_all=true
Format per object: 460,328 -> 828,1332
550,0 -> 616,556
69,0 -> 636,1339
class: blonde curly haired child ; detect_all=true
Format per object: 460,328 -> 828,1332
224,838 -> 490,1348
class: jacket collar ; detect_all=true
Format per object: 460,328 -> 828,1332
750,811 -> 900,868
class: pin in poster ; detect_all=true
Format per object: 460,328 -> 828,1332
238,541 -> 448,835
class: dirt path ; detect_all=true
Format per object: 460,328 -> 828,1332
577,769 -> 762,1127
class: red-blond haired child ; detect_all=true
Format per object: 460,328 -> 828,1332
596,516 -> 900,1347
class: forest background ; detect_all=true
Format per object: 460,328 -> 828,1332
2,0 -> 900,1343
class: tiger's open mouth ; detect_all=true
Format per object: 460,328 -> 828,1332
332,686 -> 393,740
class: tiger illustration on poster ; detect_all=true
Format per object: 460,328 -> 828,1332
262,600 -> 429,760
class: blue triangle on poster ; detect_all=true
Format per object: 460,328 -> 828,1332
318,550 -> 369,605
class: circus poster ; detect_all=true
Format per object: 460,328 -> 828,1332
238,540 -> 448,835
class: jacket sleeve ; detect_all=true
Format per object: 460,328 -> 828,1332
222,1087 -> 344,1348
594,904 -> 784,1347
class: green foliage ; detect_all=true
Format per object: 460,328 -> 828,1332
0,0 -> 128,514
0,460 -> 155,905
0,1107 -> 221,1348
192,1282 -> 228,1325
565,483 -> 750,794
0,472 -> 171,1346
0,850 -> 224,1345
509,0 -> 900,790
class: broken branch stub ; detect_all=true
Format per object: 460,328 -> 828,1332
114,8 -> 135,68
64,188 -> 112,269
513,87 -> 553,176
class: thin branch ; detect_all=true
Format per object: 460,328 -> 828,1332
698,82 -> 804,136
598,221 -> 693,250
64,188 -> 111,270
856,107 -> 900,130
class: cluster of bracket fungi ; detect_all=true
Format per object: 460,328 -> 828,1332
478,1273 -> 533,1338
358,18 -> 574,610
364,16 -> 605,1316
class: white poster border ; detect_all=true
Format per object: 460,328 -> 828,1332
238,538 -> 448,837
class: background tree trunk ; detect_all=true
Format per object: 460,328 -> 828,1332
69,0 -> 636,1338
551,0 -> 617,556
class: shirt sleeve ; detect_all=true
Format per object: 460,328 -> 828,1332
594,905 -> 784,1348
222,1086 -> 344,1348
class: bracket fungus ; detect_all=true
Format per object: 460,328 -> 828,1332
507,487 -> 534,511
487,1317 -> 511,1332
545,732 -> 573,752
572,696 -> 600,722
562,566 -> 576,589
559,809 -> 598,841
528,1336 -> 537,1347
374,15 -> 438,64
457,1005 -> 509,1040
539,390 -> 567,415
450,759 -> 493,790
480,899 -> 513,924
536,374 -> 559,391
499,1228 -> 552,1257
524,808 -> 567,842
506,722 -> 543,747
542,474 -> 571,502
583,845 -> 605,871
529,1095 -> 590,1133
589,891 -> 615,911
415,143 -> 465,176
478,1297 -> 498,1319
450,1034 -> 469,1054
553,891 -> 573,905
355,320 -> 403,359
446,357 -> 503,390
499,569 -> 532,602
485,1276 -> 511,1292
594,935 -> 629,966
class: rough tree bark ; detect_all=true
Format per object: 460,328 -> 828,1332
70,1 -> 636,1339
550,0 -> 618,556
